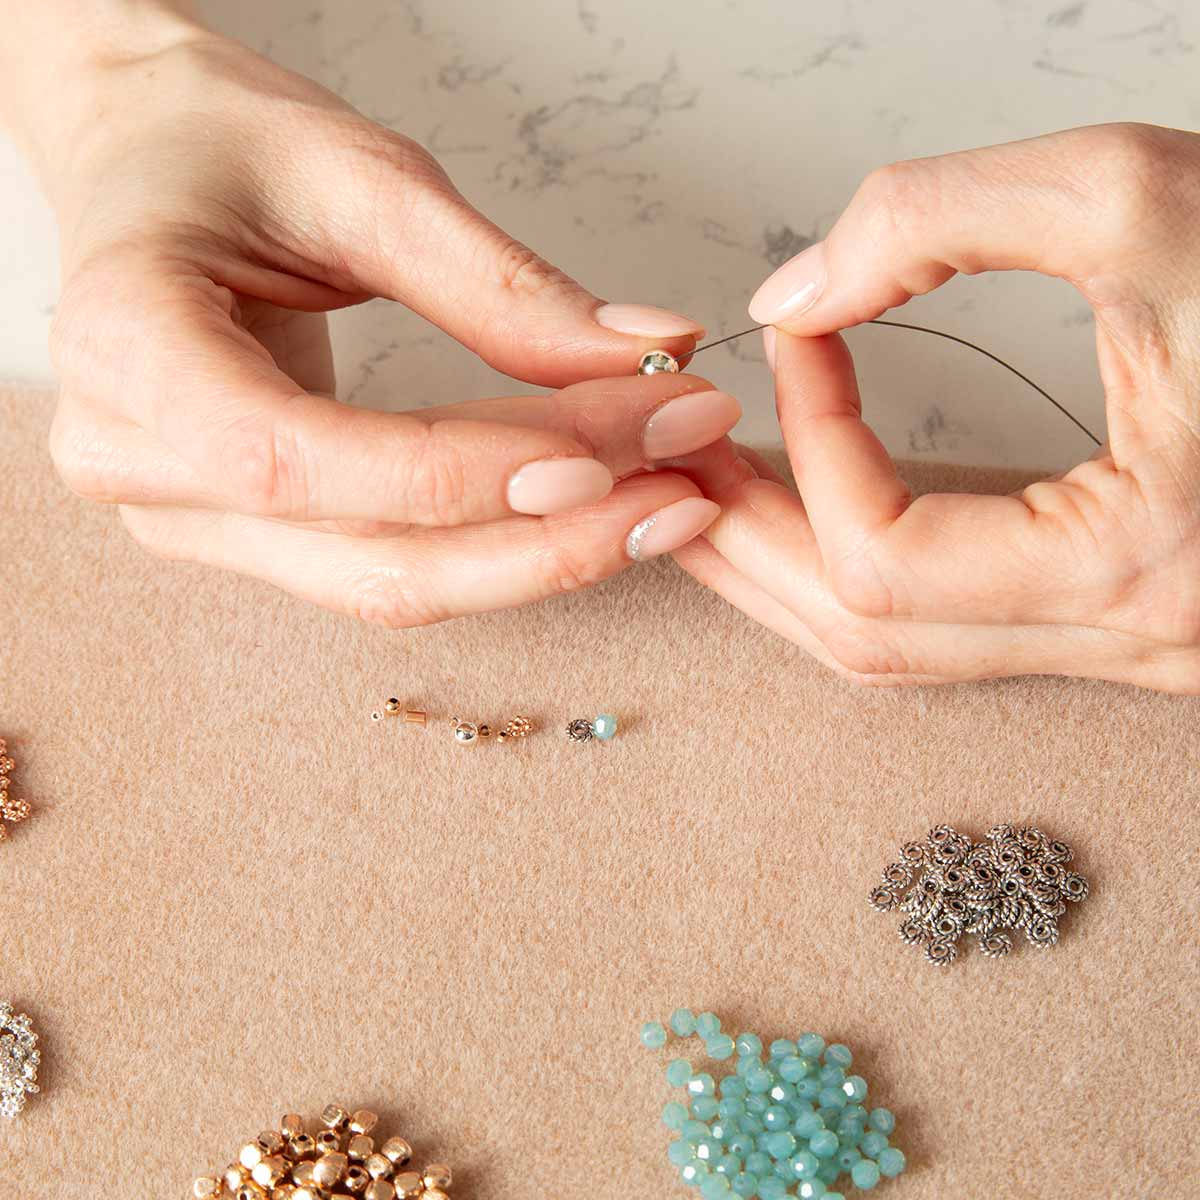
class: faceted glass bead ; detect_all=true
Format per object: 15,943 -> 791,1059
764,1132 -> 796,1161
683,1120 -> 711,1141
836,1147 -> 862,1171
641,1022 -> 668,1050
731,1174 -> 758,1197
817,1163 -> 841,1186
841,1075 -> 868,1103
794,1078 -> 821,1101
667,1059 -> 693,1088
663,1102 -> 689,1130
688,1073 -> 716,1097
796,1181 -> 826,1199
763,1106 -> 790,1131
868,1107 -> 895,1134
719,1098 -> 746,1120
670,1141 -> 698,1166
681,1162 -> 711,1188
758,1178 -> 787,1200
779,1055 -> 811,1082
809,1130 -> 839,1158
798,1034 -> 825,1058
672,1009 -> 698,1037
696,1013 -> 722,1039
850,1159 -> 881,1190
860,1131 -> 888,1158
745,1067 -> 773,1094
790,1151 -> 819,1179
695,1138 -> 722,1162
701,1175 -> 733,1199
735,1033 -> 763,1058
727,1135 -> 754,1158
721,1076 -> 748,1099
593,713 -> 618,740
693,1097 -> 719,1121
746,1094 -> 769,1116
768,1082 -> 795,1104
877,1147 -> 906,1178
819,1066 -> 845,1087
793,1111 -> 824,1139
769,1039 -> 797,1059
824,1044 -> 853,1068
745,1151 -> 772,1176
715,1154 -> 741,1177
818,1088 -> 847,1110
707,1034 -> 735,1061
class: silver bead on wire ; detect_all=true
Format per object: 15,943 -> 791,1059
868,824 -> 1089,966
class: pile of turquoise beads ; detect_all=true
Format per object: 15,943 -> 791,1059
641,1012 -> 906,1197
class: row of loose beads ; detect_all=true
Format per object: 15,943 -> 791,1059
641,1012 -> 905,1197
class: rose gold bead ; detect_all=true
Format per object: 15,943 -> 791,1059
422,1164 -> 452,1190
344,1165 -> 370,1193
252,1156 -> 289,1188
193,1178 -> 221,1199
365,1182 -> 396,1200
288,1134 -> 317,1161
281,1114 -> 306,1139
364,1154 -> 394,1181
424,1191 -> 450,1200
257,1131 -> 286,1156
291,1162 -> 316,1187
313,1152 -> 349,1188
240,1143 -> 266,1170
403,710 -> 427,726
316,1130 -> 342,1153
349,1110 -> 378,1136
384,698 -> 402,714
292,1189 -> 322,1200
350,1135 -> 376,1161
392,1173 -> 424,1200
271,1188 -> 296,1200
236,1184 -> 268,1200
224,1164 -> 250,1191
322,1105 -> 351,1130
380,1138 -> 412,1167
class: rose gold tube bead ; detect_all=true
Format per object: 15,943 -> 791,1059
403,710 -> 427,726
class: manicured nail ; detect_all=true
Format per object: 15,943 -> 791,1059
626,497 -> 721,561
507,457 -> 613,515
762,326 -> 776,371
642,389 -> 742,459
748,241 -> 827,325
595,302 -> 705,339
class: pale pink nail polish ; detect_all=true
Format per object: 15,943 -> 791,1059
642,390 -> 742,459
507,458 -> 613,515
748,241 -> 827,325
626,497 -> 721,561
595,302 -> 705,338
762,326 -> 777,371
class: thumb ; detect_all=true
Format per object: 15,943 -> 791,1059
334,142 -> 703,387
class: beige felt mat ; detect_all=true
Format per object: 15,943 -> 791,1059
1,389 -> 1198,1199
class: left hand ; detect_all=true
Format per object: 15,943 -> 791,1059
675,124 -> 1200,691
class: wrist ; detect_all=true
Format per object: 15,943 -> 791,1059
0,1 -> 209,189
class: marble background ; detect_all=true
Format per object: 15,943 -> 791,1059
1,0 -> 1197,466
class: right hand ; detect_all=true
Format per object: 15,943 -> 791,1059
40,27 -> 739,623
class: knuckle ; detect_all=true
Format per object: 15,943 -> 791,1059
821,623 -> 913,681
346,568 -> 445,630
1079,123 -> 1179,238
855,159 -> 934,245
489,238 -> 568,299
216,415 -> 308,519
532,529 -> 609,599
400,426 -> 470,526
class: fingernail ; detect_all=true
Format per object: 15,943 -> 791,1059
642,389 -> 742,459
762,326 -> 776,371
507,457 -> 613,515
626,496 -> 721,561
748,241 -> 827,325
595,302 -> 705,338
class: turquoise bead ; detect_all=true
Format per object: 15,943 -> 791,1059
667,1059 -> 693,1087
768,1082 -> 795,1104
721,1075 -> 748,1099
824,1044 -> 852,1068
769,1039 -> 797,1059
736,1032 -> 763,1058
593,713 -> 617,740
841,1075 -> 868,1103
836,1146 -> 862,1170
772,1161 -> 794,1182
701,1175 -> 733,1199
790,1151 -> 819,1180
683,1120 -> 711,1141
716,1154 -> 742,1177
758,1178 -> 787,1200
797,1033 -> 825,1058
736,1054 -> 760,1078
764,1132 -> 796,1160
719,1098 -> 747,1120
817,1163 -> 841,1186
843,1104 -> 867,1122
696,1138 -> 722,1163
795,1181 -> 826,1200
641,1021 -> 667,1049
689,1073 -> 716,1098
727,1135 -> 754,1157
731,1174 -> 758,1198
663,1102 -> 689,1129
850,1159 -> 881,1190
671,1008 -> 698,1037
779,1055 -> 811,1082
707,1034 -> 736,1061
745,1152 -> 772,1176
669,1140 -> 697,1166
746,1094 -> 769,1116
696,1012 -> 722,1039
818,1087 -> 847,1110
794,1078 -> 821,1101
710,1121 -> 729,1142
824,1195 -> 845,1200
816,1106 -> 843,1126
763,1106 -> 790,1132
793,1111 -> 824,1139
819,1065 -> 845,1087
693,1097 -> 720,1121
877,1147 -> 906,1178
868,1107 -> 895,1134
860,1131 -> 888,1158
681,1162 -> 711,1188
809,1130 -> 839,1158
745,1067 -> 773,1094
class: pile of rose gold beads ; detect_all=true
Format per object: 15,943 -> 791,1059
0,738 -> 31,843
192,1105 -> 453,1200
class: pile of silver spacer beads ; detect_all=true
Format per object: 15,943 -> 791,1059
868,824 -> 1090,967
192,1105 -> 453,1200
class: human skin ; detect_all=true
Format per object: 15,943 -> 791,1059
676,124 -> 1200,692
0,0 -> 744,625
